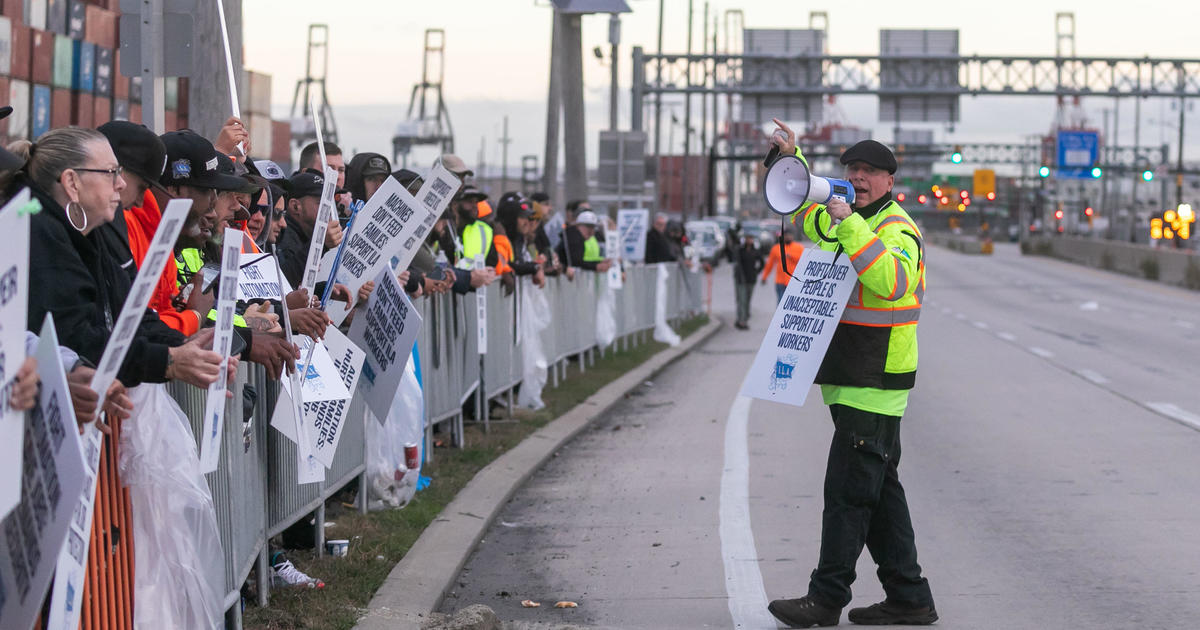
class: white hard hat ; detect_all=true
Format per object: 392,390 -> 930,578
575,210 -> 598,225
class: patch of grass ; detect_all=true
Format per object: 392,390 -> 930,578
243,315 -> 710,630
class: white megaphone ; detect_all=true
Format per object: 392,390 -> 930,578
763,152 -> 856,216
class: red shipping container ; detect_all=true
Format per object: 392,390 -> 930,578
83,5 -> 115,49
50,87 -> 70,129
10,23 -> 30,81
2,0 -> 21,21
163,109 -> 175,131
176,114 -> 186,129
113,48 -> 127,100
176,76 -> 187,116
31,29 -> 54,85
71,91 -> 93,127
271,120 -> 290,164
129,102 -> 141,124
92,95 -> 110,126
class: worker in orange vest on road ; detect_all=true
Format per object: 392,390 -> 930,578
760,227 -> 805,304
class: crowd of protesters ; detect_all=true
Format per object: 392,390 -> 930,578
0,103 -> 711,623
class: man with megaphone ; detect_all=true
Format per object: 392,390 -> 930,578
764,119 -> 936,628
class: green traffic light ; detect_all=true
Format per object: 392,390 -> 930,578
1039,166 -> 1050,178
1091,166 -> 1103,178
950,152 -> 963,164
1142,170 -> 1154,182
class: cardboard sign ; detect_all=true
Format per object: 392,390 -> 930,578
298,166 -> 339,296
0,316 -> 85,630
274,259 -> 324,484
348,266 -> 422,421
271,329 -> 364,467
277,335 -> 351,404
414,163 -> 461,219
329,176 -> 439,300
475,255 -> 487,354
199,228 -> 242,473
740,248 -> 856,407
617,208 -> 649,262
237,252 -> 283,301
89,198 -> 192,417
0,189 -> 32,519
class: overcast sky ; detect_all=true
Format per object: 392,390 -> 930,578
243,1 -> 1200,169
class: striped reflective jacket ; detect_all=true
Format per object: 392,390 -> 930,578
795,169 -> 926,390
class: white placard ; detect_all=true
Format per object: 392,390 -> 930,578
0,189 -> 32,519
414,163 -> 461,218
298,166 -> 339,296
270,329 -> 364,467
89,198 -> 192,417
740,248 -> 857,407
278,335 -> 351,404
348,266 -> 422,422
274,258 -> 324,484
475,255 -> 487,354
0,316 -> 85,630
199,228 -> 243,473
237,252 -> 283,302
330,176 -> 440,300
617,208 -> 649,263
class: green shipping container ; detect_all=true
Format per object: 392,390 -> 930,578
51,33 -> 73,89
165,76 -> 177,111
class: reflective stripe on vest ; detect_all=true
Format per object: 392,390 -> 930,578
840,305 -> 922,327
457,222 -> 493,269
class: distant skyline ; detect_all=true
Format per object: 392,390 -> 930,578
244,1 -> 1200,170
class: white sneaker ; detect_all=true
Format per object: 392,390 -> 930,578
272,559 -> 325,589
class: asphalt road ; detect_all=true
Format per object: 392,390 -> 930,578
441,243 -> 1200,629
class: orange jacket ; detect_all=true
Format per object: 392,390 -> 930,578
129,190 -> 201,335
492,233 -> 514,275
761,241 -> 805,286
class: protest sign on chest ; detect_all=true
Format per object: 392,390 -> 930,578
0,316 -> 85,630
741,248 -> 857,408
617,209 -> 649,263
348,266 -> 422,421
237,252 -> 283,302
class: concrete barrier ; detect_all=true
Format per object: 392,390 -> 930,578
1021,235 -> 1200,291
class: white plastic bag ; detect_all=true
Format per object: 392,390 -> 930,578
595,272 -> 617,348
517,278 -> 551,410
119,384 -> 224,630
653,264 -> 681,346
365,354 -> 423,510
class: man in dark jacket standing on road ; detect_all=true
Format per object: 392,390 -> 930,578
726,223 -> 763,329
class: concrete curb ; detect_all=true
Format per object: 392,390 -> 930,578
354,318 -> 723,630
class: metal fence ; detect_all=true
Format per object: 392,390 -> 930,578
163,264 -> 703,628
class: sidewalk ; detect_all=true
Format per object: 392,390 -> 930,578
353,317 -> 722,630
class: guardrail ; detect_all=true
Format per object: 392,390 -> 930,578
161,263 -> 703,628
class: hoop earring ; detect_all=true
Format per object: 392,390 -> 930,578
66,201 -> 88,232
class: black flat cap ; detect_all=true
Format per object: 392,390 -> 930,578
840,140 -> 898,174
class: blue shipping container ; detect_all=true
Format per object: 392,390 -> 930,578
94,46 -> 112,97
72,39 -> 93,92
32,84 -> 51,139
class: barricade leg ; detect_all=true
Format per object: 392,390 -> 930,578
314,503 -> 326,558
358,472 -> 369,515
256,545 -> 270,607
225,601 -> 244,630
454,413 -> 465,448
424,424 -> 434,465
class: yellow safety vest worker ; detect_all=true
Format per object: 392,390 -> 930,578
582,235 -> 603,262
457,221 -> 493,269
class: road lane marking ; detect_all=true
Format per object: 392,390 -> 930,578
1145,403 -> 1200,432
1029,346 -> 1054,359
997,332 -> 1017,342
1075,368 -> 1109,385
973,321 -> 989,330
719,395 -> 776,629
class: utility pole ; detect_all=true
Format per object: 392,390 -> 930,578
500,116 -> 511,193
1131,96 -> 1142,242
609,14 -> 620,131
1177,93 -> 1186,207
543,10 -> 562,200
653,0 -> 664,160
560,13 -> 589,203
681,0 -> 693,223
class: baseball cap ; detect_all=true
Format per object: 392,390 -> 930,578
98,121 -> 167,186
497,192 -> 534,219
287,170 -> 328,200
575,210 -> 598,226
439,153 -> 473,178
361,153 -> 391,178
457,184 -> 487,202
840,140 -> 898,174
216,153 -> 261,194
159,130 -> 252,191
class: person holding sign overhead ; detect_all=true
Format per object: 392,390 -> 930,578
765,120 -> 936,628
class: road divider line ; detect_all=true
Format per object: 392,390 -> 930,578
1145,403 -> 1200,432
996,332 -> 1017,342
1029,346 -> 1055,359
1075,368 -> 1110,385
973,321 -> 989,330
719,395 -> 776,629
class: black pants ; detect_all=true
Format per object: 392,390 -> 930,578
807,404 -> 933,609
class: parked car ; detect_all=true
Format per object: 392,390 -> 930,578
685,220 -> 726,265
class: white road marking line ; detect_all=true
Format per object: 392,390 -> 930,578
1079,301 -> 1099,311
1145,403 -> 1200,432
1075,368 -> 1109,385
941,307 -> 951,315
997,332 -> 1017,342
954,313 -> 966,320
1029,346 -> 1055,359
972,321 -> 989,330
1174,320 -> 1196,330
719,395 -> 776,629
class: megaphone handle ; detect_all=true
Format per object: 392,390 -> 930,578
780,216 -> 792,279
764,145 -> 780,167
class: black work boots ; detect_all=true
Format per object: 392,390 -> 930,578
768,596 -> 842,627
847,599 -> 938,625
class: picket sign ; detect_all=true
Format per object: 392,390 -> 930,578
199,228 -> 243,473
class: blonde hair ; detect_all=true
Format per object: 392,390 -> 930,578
14,127 -> 108,192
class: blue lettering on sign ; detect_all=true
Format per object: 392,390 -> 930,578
769,354 -> 798,392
